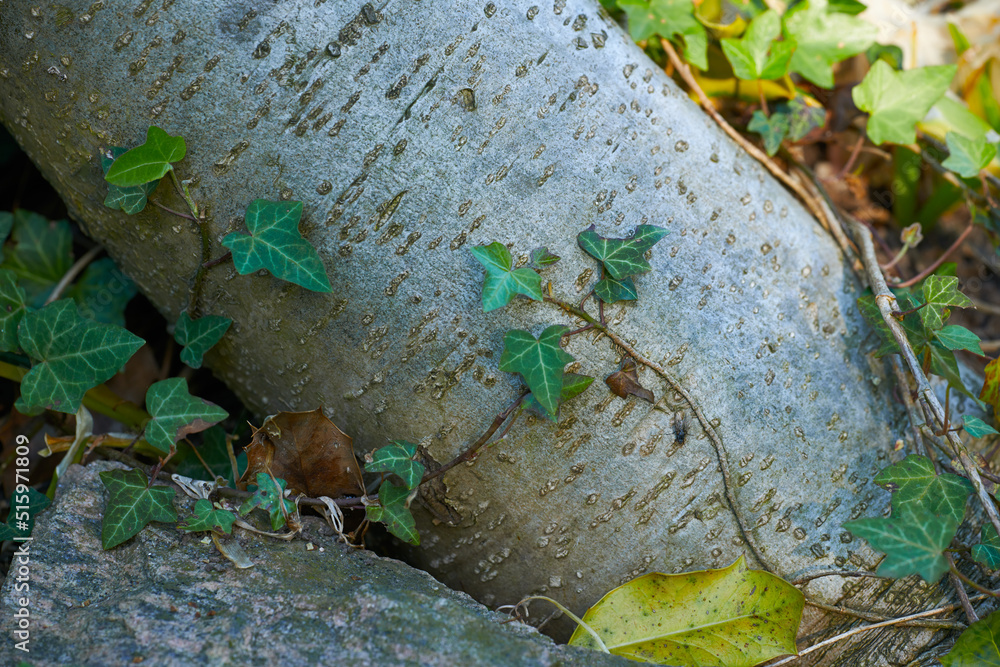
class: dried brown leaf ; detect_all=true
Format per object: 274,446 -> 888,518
605,356 -> 654,403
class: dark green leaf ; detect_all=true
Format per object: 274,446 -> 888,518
577,224 -> 669,279
0,211 -> 13,256
934,325 -> 983,355
365,440 -> 425,490
618,0 -> 708,70
0,210 -> 72,307
0,269 -> 27,353
101,146 -> 159,214
16,300 -> 144,415
784,96 -> 827,141
844,503 -> 959,584
469,242 -> 543,312
857,293 -> 924,357
528,246 -> 560,269
175,426 -> 246,485
222,199 -> 332,293
942,132 -> 997,179
920,275 -> 972,331
928,342 -> 977,401
100,468 -> 177,549
865,44 -> 903,70
524,372 -> 595,420
594,275 -> 639,303
720,10 -> 793,81
0,487 -> 51,541
941,610 -> 1000,666
873,454 -> 972,524
783,1 -> 876,88
239,472 -> 295,531
104,126 -> 186,187
747,110 -> 790,156
499,325 -> 575,419
963,416 -> 1000,439
972,523 -> 1000,570
852,61 -> 957,145
144,378 -> 228,454
174,311 -> 232,368
65,258 -> 137,326
827,0 -> 866,14
178,499 -> 237,534
367,480 -> 419,545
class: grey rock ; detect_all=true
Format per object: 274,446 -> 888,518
0,462 -> 630,666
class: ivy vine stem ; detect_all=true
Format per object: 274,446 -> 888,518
149,199 -> 195,221
45,245 -> 102,306
167,168 -> 198,219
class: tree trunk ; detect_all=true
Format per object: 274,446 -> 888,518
0,0 -> 967,661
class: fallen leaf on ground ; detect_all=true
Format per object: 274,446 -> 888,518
605,356 -> 654,403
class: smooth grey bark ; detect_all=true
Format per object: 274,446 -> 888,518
0,0 -> 974,661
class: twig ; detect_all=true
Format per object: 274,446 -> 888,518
185,214 -> 214,318
890,357 -> 925,456
202,251 -> 232,270
889,221 -> 975,288
45,245 -> 103,305
837,134 -> 865,179
167,169 -> 199,218
149,199 -> 196,221
804,600 -> 965,630
950,563 -> 1000,601
790,570 -> 884,585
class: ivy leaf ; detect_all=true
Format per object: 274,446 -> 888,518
963,416 -> 1000,439
784,96 -> 827,141
747,110 -> 790,156
365,440 -> 425,490
720,10 -> 794,81
982,358 -> 1000,414
0,487 -> 51,540
844,503 -> 959,584
0,269 -> 28,353
873,454 -> 972,524
469,242 -> 543,312
852,61 -> 957,145
239,472 -> 296,531
143,378 -> 228,454
523,372 -> 594,421
100,468 -> 177,549
934,325 -> 983,355
104,126 -> 186,187
941,611 -> 1000,666
528,246 -> 560,269
928,343 -> 977,401
16,300 -> 144,415
618,0 -> 708,70
783,1 -> 877,88
175,426 -> 247,485
366,480 -> 419,545
174,311 -> 232,369
972,523 -> 1000,570
101,146 -> 159,214
594,274 -> 639,303
856,293 -> 924,357
920,275 -> 972,331
222,199 -> 332,293
499,326 -> 575,420
942,131 -> 997,179
65,258 -> 137,327
0,211 -> 12,256
0,210 -> 72,307
178,499 -> 237,534
577,224 -> 669,280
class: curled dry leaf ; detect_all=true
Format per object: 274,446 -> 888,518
238,408 -> 364,499
605,355 -> 654,403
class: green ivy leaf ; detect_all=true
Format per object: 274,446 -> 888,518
856,293 -> 924,357
594,275 -> 639,303
528,247 -> 560,269
920,275 -> 972,331
65,258 -> 137,327
178,498 -> 237,534
618,0 -> 708,70
720,10 -> 794,81
784,96 -> 827,141
239,472 -> 295,531
469,242 -> 543,312
101,146 -> 159,214
0,487 -> 51,540
983,358 -> 1000,415
143,377 -> 228,454
934,325 -> 983,355
577,224 -> 669,279
0,211 -> 13,257
852,61 -> 957,145
367,480 -> 419,545
963,416 -> 1000,439
928,343 -> 977,401
972,523 -> 1000,570
365,440 -> 425,490
747,110 -> 790,156
941,610 -> 1000,666
100,467 -> 177,549
499,325 -> 575,420
783,1 -> 876,88
942,131 -> 997,179
16,300 -> 144,415
873,454 -> 972,524
104,126 -> 186,187
523,372 -> 594,421
175,426 -> 247,485
0,269 -> 28,353
222,200 -> 332,293
174,311 -> 232,369
844,503 -> 959,584
0,210 -> 72,308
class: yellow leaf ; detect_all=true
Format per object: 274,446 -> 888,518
568,556 -> 803,667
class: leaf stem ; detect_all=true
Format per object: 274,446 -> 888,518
168,169 -> 199,218
949,562 -> 1000,600
149,199 -> 196,221
202,251 -> 232,270
511,595 -> 609,653
45,245 -> 103,305
889,221 -> 975,288
185,213 -> 214,318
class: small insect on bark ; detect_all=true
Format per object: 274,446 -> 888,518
672,411 -> 688,444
